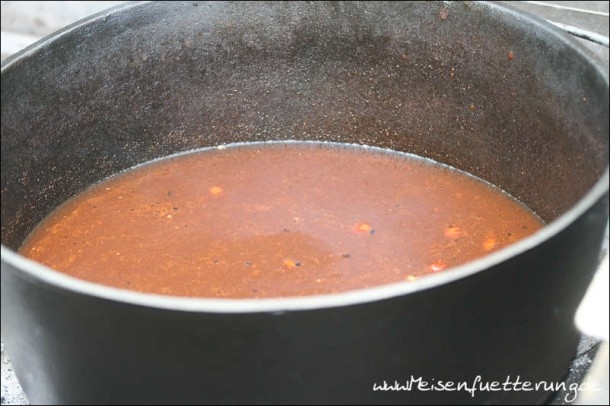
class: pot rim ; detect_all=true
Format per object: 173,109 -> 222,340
1,1 -> 609,314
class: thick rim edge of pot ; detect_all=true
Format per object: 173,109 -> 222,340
3,170 -> 608,314
1,1 -> 609,314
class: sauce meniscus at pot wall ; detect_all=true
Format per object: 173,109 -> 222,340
19,141 -> 544,298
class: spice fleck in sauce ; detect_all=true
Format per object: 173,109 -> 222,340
19,142 -> 543,298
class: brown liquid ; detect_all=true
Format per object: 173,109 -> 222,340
19,142 -> 543,298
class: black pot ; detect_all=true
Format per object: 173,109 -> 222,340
1,2 -> 608,404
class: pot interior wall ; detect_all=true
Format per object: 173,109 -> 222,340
1,1 -> 608,250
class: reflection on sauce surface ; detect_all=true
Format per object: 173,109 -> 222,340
19,142 -> 543,298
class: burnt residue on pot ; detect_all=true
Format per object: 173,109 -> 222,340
1,2 -> 608,249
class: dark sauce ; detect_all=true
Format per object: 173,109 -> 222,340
19,142 -> 543,298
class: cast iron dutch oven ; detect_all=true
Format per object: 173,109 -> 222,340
1,1 -> 608,404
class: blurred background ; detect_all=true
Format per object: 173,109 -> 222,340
1,1 -> 608,405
